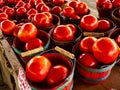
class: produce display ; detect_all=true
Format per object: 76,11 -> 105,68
0,0 -> 120,89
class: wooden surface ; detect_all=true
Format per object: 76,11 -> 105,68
73,0 -> 120,90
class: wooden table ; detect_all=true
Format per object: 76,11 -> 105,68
73,0 -> 120,90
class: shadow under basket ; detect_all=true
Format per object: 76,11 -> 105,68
26,47 -> 76,90
12,30 -> 50,64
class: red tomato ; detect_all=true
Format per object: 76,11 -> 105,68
96,0 -> 110,7
25,38 -> 44,50
112,0 -> 120,7
41,4 -> 50,12
52,0 -> 64,6
26,56 -> 51,82
68,1 -> 78,9
47,65 -> 68,87
23,3 -> 31,10
0,20 -> 16,35
62,6 -> 75,17
92,37 -> 119,64
77,53 -> 98,68
15,1 -> 25,8
76,2 -> 89,15
103,1 -> 113,10
17,23 -> 37,42
4,7 -> 15,18
16,7 -> 27,17
70,13 -> 80,20
0,0 -> 4,7
27,8 -> 38,16
52,25 -> 73,41
80,15 -> 98,31
97,19 -> 111,32
79,36 -> 97,53
116,35 -> 120,46
33,13 -> 51,28
118,9 -> 120,17
43,12 -> 53,22
66,24 -> 76,35
51,6 -> 62,15
36,2 -> 45,12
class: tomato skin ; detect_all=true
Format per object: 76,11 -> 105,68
76,2 -> 89,15
0,20 -> 16,35
96,0 -> 110,7
80,15 -> 98,31
52,25 -> 74,41
66,24 -> 76,35
103,1 -> 113,10
62,6 -> 75,17
77,53 -> 98,68
25,38 -> 44,50
51,6 -> 62,15
16,7 -> 27,17
92,37 -> 119,64
79,36 -> 97,53
97,19 -> 111,32
52,0 -> 64,6
33,13 -> 51,28
112,0 -> 120,7
116,35 -> 120,46
26,56 -> 51,82
47,65 -> 68,87
17,23 -> 37,42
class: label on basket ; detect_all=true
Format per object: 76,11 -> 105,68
18,68 -> 31,90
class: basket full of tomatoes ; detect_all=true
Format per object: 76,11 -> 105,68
25,46 -> 76,90
72,36 -> 119,84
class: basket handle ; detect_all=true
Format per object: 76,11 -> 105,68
54,46 -> 75,59
83,32 -> 104,37
21,47 -> 44,57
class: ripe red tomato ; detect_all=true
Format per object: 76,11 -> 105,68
96,0 -> 110,7
103,1 -> 113,10
52,25 -> 73,41
116,35 -> 120,46
62,6 -> 75,17
77,53 -> 98,68
43,12 -> 53,22
4,7 -> 15,18
68,1 -> 78,9
33,13 -> 51,28
47,65 -> 68,87
0,0 -> 4,7
23,3 -> 31,10
112,0 -> 120,7
76,2 -> 89,15
0,20 -> 16,35
80,15 -> 98,31
66,24 -> 76,35
17,23 -> 37,42
92,37 -> 119,64
36,2 -> 45,12
27,8 -> 38,16
97,19 -> 111,32
79,36 -> 97,53
16,7 -> 27,17
52,0 -> 64,6
51,6 -> 62,15
26,56 -> 51,82
15,1 -> 25,8
41,4 -> 50,12
25,38 -> 44,50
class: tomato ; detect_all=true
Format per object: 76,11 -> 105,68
52,0 -> 64,6
51,6 -> 62,15
97,19 -> 111,32
77,53 -> 98,68
0,19 -> 16,35
112,0 -> 120,7
27,8 -> 38,16
76,2 -> 89,15
103,1 -> 113,10
116,35 -> 120,46
66,24 -> 76,35
79,36 -> 97,53
47,65 -> 68,87
52,25 -> 74,41
80,15 -> 98,31
92,37 -> 119,64
62,6 -> 75,17
41,4 -> 50,12
36,2 -> 45,12
17,23 -> 37,42
23,3 -> 31,10
43,12 -> 53,22
0,0 -> 4,7
25,38 -> 44,50
68,1 -> 78,9
70,13 -> 80,20
26,56 -> 51,82
4,7 -> 15,18
96,0 -> 110,7
16,7 -> 27,17
118,9 -> 120,17
15,1 -> 25,8
33,13 -> 51,28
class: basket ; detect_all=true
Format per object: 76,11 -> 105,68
26,46 -> 76,90
12,30 -> 50,64
72,43 -> 116,84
